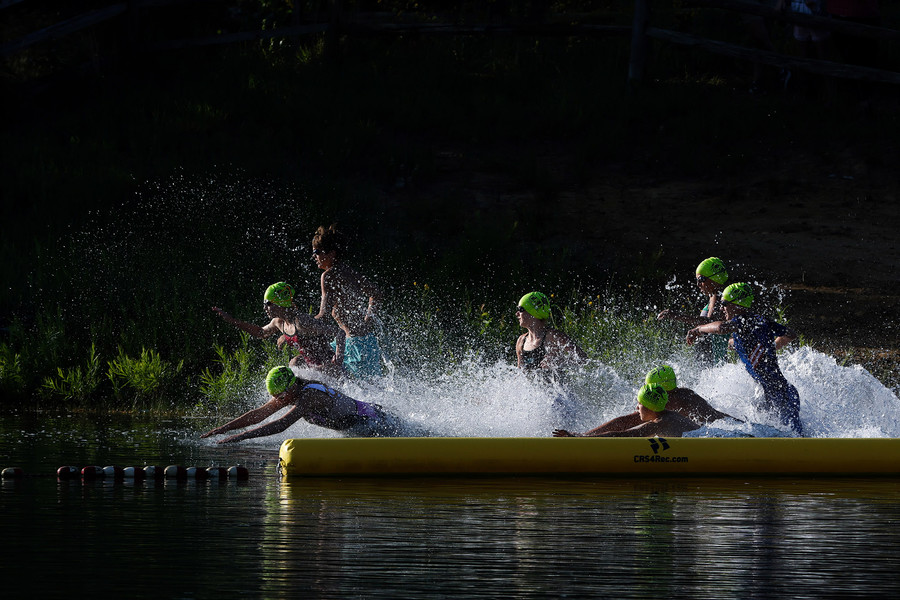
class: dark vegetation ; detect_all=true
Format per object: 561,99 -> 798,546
2,1 -> 898,410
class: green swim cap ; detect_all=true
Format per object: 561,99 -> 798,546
696,257 -> 728,285
265,366 -> 296,396
264,282 -> 294,308
638,383 -> 668,413
518,292 -> 551,320
722,282 -> 754,308
645,365 -> 677,391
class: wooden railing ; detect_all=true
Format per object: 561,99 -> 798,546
629,0 -> 900,85
2,0 -> 898,87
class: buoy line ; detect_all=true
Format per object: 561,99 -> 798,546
2,465 -> 250,481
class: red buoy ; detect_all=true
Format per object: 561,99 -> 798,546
81,466 -> 105,479
57,466 -> 80,479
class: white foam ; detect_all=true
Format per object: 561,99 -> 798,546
208,345 -> 900,447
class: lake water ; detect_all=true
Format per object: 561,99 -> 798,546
4,434 -> 900,597
3,346 -> 900,598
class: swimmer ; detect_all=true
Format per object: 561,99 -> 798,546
200,366 -> 404,443
213,282 -> 342,377
553,365 -> 740,437
552,383 -> 700,438
686,282 -> 803,435
515,291 -> 587,371
312,224 -> 384,379
657,257 -> 731,366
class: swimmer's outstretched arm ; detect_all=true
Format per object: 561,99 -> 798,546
686,320 -> 733,345
593,422 -> 661,437
200,398 -> 286,439
583,418 -> 683,438
552,429 -> 576,437
585,412 -> 642,435
216,406 -> 304,444
552,412 -> 642,437
774,328 -> 797,351
290,311 -> 339,337
212,306 -> 278,339
657,309 -> 713,327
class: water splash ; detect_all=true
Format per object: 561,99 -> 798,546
56,171 -> 895,445
214,343 -> 900,448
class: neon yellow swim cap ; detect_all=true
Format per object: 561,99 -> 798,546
518,292 -> 551,320
265,366 -> 296,396
264,282 -> 294,308
696,257 -> 728,285
645,365 -> 677,391
638,383 -> 668,412
722,282 -> 753,308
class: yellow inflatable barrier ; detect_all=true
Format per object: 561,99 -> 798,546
278,437 -> 900,477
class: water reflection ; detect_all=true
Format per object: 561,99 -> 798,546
3,411 -> 900,598
258,477 -> 900,599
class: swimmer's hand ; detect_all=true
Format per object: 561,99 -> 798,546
200,425 -> 227,439
657,309 -> 672,320
685,327 -> 701,346
552,429 -> 581,437
212,306 -> 231,322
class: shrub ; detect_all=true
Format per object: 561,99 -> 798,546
107,347 -> 185,406
40,344 -> 103,404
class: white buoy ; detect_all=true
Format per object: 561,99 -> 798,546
143,465 -> 165,479
185,467 -> 209,480
122,467 -> 146,480
164,465 -> 187,480
227,466 -> 249,480
206,466 -> 228,479
1,467 -> 24,479
102,466 -> 124,480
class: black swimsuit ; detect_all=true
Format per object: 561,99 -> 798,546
280,323 -> 330,365
520,338 -> 546,370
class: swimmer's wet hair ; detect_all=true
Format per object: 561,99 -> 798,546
313,223 -> 346,258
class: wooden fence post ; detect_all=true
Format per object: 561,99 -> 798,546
628,0 -> 651,88
326,0 -> 342,63
125,0 -> 140,57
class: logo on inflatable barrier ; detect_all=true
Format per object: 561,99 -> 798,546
648,437 -> 670,454
633,438 -> 689,464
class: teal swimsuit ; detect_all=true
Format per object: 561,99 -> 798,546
330,333 -> 384,378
